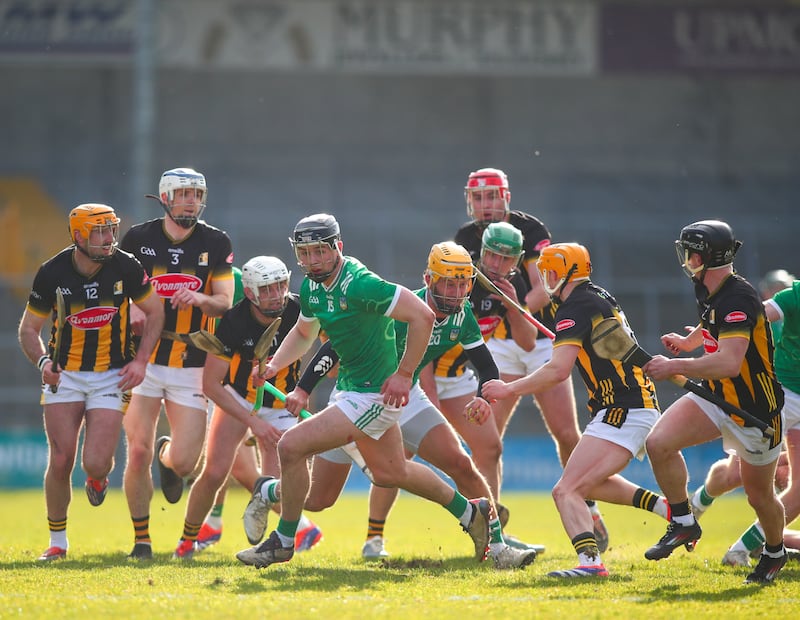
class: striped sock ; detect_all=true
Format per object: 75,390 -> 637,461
182,521 -> 202,542
48,516 -> 67,549
367,518 -> 385,540
132,514 -> 151,544
572,531 -> 601,564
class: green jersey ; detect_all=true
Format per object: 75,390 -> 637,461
394,288 -> 484,384
770,281 -> 800,394
299,256 -> 400,393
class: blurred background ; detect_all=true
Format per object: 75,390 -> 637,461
1,0 -> 797,489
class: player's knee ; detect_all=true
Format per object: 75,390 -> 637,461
276,431 -> 310,465
169,453 -> 200,478
304,492 -> 336,512
126,440 -> 154,470
369,465 -> 403,488
82,457 -> 112,481
47,450 -> 76,477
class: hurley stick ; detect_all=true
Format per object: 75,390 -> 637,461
590,318 -> 775,438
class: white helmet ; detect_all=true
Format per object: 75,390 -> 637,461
158,167 -> 207,228
242,256 -> 291,317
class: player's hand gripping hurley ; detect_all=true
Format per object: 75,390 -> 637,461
474,268 -> 555,340
590,317 -> 774,438
250,317 -> 282,412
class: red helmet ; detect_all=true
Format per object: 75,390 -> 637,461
464,168 -> 510,226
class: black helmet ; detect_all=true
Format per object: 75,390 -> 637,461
290,213 -> 342,283
676,220 -> 741,278
291,213 -> 340,248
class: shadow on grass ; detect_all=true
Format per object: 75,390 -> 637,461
0,552 -> 489,593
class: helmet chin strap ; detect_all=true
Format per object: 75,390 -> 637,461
252,299 -> 286,318
145,193 -> 198,229
549,265 -> 578,303
74,242 -> 113,263
306,253 -> 341,283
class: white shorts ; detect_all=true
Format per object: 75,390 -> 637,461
687,393 -> 782,466
40,368 -> 131,413
487,337 -> 553,376
583,407 -> 659,460
132,364 -> 208,411
435,368 -> 478,400
782,388 -> 800,431
223,385 -> 297,431
333,390 -> 401,440
319,384 -> 443,463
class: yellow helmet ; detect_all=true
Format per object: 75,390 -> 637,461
68,203 -> 120,261
537,243 -> 591,297
426,242 -> 475,314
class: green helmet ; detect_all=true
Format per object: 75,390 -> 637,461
481,222 -> 523,279
482,222 -> 523,258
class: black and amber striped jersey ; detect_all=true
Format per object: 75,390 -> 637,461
26,246 -> 154,372
553,281 -> 659,417
432,273 -> 525,377
455,210 -> 555,341
214,294 -> 302,407
120,218 -> 233,368
696,274 -> 783,427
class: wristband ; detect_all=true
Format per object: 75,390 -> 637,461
37,355 -> 50,372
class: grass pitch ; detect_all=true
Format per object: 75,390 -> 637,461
1,488 -> 798,619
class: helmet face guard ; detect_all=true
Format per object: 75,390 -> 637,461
480,221 -> 523,279
465,168 -> 510,227
536,243 -> 591,299
242,256 -> 291,317
69,203 -> 121,262
290,213 -> 342,283
426,242 -> 475,314
158,168 -> 207,229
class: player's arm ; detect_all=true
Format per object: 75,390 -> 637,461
461,342 -> 499,424
483,343 -> 578,401
117,291 -> 165,390
465,342 -> 499,397
203,352 -> 282,445
661,323 -> 703,355
169,273 -> 233,318
132,291 -> 165,365
523,259 -> 551,314
417,362 -> 441,410
381,287 -> 435,407
390,287 -> 435,378
764,299 -> 783,323
260,316 -> 320,380
494,276 -> 537,351
18,307 -> 50,370
646,335 -> 748,382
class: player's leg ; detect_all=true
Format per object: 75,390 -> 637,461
236,403 -> 365,567
740,454 -> 787,583
548,435 -> 631,577
531,376 -> 580,466
39,400 -> 84,560
722,394 -> 799,565
644,395 -> 720,560
438,392 -> 503,500
81,406 -> 124,507
174,406 -> 247,559
691,454 -> 742,519
362,484 -> 399,559
122,391 -> 162,559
